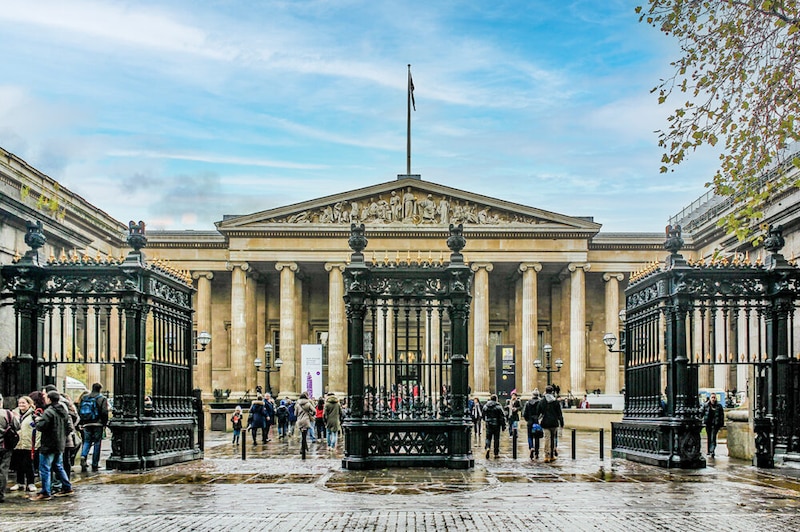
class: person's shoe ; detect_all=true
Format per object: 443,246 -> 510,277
9,484 -> 21,491
485,449 -> 490,459
553,449 -> 558,457
26,484 -> 37,492
30,493 -> 52,501
535,453 -> 539,459
80,456 -> 88,472
710,452 -> 715,458
91,466 -> 99,472
55,490 -> 75,497
529,449 -> 534,460
543,457 -> 552,463
494,453 -> 499,459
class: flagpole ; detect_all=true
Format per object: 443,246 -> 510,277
407,64 -> 412,176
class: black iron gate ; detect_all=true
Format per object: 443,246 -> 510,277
612,224 -> 800,468
0,220 -> 202,470
342,223 -> 474,469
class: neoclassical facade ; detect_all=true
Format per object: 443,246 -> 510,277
2,146 -> 798,402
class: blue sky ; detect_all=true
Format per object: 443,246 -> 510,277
0,0 -> 721,232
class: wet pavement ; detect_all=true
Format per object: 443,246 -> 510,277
3,429 -> 800,531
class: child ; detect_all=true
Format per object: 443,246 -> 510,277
231,406 -> 243,445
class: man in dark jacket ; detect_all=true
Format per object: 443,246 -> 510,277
79,382 -> 109,472
523,389 -> 543,460
0,393 -> 22,503
536,385 -> 564,463
32,390 -> 73,500
702,394 -> 725,457
482,394 -> 506,459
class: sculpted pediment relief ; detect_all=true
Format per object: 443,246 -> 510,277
218,178 -> 600,232
272,187 -> 545,226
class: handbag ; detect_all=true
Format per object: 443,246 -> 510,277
71,429 -> 83,448
532,423 -> 544,438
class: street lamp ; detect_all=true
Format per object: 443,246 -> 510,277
533,343 -> 563,386
166,330 -> 212,352
254,343 -> 283,396
603,309 -> 627,353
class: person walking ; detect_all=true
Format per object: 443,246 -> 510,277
285,397 -> 297,436
537,385 -> 564,463
470,397 -> 483,441
78,382 -> 109,472
507,392 -> 521,438
323,393 -> 343,450
482,394 -> 506,459
702,393 -> 725,458
315,397 -> 327,442
248,395 -> 267,445
523,389 -> 543,460
230,406 -> 243,445
275,400 -> 289,439
295,392 -> 316,459
10,395 -> 37,493
32,390 -> 73,500
0,393 -> 22,503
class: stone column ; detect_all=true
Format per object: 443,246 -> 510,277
276,262 -> 298,395
245,271 -> 259,394
192,271 -> 214,398
229,263 -> 249,394
519,263 -> 542,396
568,263 -> 590,395
603,273 -> 624,395
471,262 -> 493,395
325,262 -> 346,395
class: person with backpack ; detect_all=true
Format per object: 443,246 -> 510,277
536,385 -> 564,463
275,400 -> 289,439
0,393 -> 22,503
482,394 -> 506,459
523,389 -> 544,460
78,383 -> 109,472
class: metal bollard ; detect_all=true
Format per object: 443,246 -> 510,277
571,428 -> 577,460
599,428 -> 604,460
242,429 -> 246,461
512,428 -> 518,459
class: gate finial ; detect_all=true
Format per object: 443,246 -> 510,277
446,223 -> 466,263
20,219 -> 47,265
348,223 -> 368,262
763,224 -> 785,254
127,220 -> 147,251
664,224 -> 683,255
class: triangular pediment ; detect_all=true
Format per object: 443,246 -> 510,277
216,177 -> 601,234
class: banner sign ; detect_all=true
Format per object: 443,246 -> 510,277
495,345 -> 516,400
301,344 -> 324,398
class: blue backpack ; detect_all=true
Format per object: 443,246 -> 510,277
79,394 -> 100,423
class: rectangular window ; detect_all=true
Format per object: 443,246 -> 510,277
272,330 -> 280,360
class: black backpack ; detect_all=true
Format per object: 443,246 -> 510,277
2,410 -> 20,450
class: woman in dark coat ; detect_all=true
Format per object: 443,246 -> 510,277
248,395 -> 267,446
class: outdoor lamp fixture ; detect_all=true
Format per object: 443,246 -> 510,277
166,331 -> 212,352
534,343 -> 563,386
603,309 -> 627,353
254,342 -> 283,396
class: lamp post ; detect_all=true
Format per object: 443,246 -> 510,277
602,309 -> 627,354
533,344 -> 563,386
254,343 -> 283,396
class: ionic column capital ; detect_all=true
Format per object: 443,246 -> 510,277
519,262 -> 542,273
192,271 -> 214,281
568,263 -> 591,273
470,262 -> 494,273
226,262 -> 250,272
324,262 -> 347,273
275,262 -> 299,272
603,272 -> 625,282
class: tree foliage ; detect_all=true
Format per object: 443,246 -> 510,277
637,1 -> 800,241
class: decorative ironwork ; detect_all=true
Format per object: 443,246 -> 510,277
612,225 -> 800,469
342,224 -> 474,469
0,219 -> 202,471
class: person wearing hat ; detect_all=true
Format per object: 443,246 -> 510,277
523,389 -> 544,460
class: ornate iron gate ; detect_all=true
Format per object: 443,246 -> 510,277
0,220 -> 202,470
342,223 -> 474,469
612,224 -> 800,468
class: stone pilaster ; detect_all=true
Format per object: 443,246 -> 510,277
520,263 -> 542,396
192,271 -> 214,398
568,263 -> 590,395
325,262 -> 346,395
245,271 -> 259,394
276,262 -> 298,395
471,262 -> 493,395
603,273 -> 624,395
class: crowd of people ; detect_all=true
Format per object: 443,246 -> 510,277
0,382 -> 109,503
236,389 -> 346,458
469,385 -> 565,462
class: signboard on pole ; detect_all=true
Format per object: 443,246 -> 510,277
495,345 -> 516,401
301,344 -> 324,398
